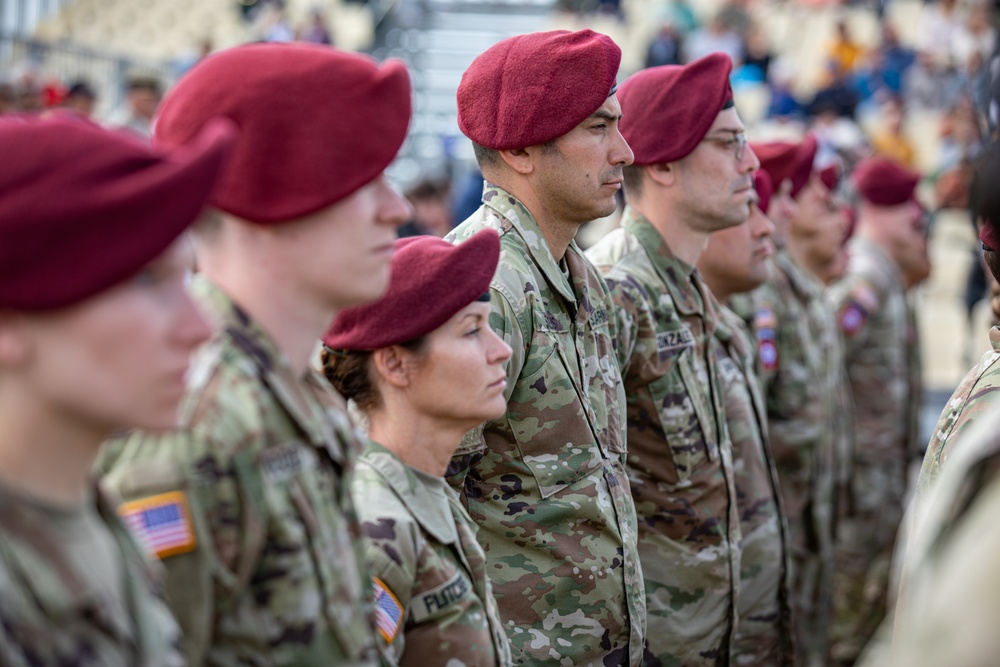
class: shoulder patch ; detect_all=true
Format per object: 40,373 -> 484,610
839,302 -> 868,336
373,577 -> 404,644
119,491 -> 197,559
759,339 -> 779,371
754,307 -> 777,331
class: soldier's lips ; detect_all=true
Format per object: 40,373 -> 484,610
602,179 -> 623,190
488,377 -> 507,390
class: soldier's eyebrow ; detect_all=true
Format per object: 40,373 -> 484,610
589,109 -> 622,122
706,127 -> 744,137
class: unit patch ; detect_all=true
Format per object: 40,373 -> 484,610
373,577 -> 404,644
119,491 -> 197,559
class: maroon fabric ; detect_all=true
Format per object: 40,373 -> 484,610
324,230 -> 500,350
818,163 -> 841,192
980,220 -> 999,251
0,116 -> 234,310
155,43 -> 411,225
457,30 -> 621,150
852,157 -> 921,206
752,135 -> 817,198
754,170 -> 774,214
617,53 -> 733,165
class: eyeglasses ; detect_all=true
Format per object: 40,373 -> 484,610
701,133 -> 749,162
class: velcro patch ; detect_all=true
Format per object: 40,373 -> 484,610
410,571 -> 471,623
839,303 -> 867,336
656,327 -> 695,353
373,577 -> 404,644
759,339 -> 779,371
119,491 -> 196,559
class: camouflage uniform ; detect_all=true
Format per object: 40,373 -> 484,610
445,183 -> 645,667
714,307 -> 795,667
587,206 -> 741,667
98,277 -> 380,666
826,235 -> 911,663
873,409 -> 1000,666
352,441 -> 511,667
0,483 -> 184,667
731,248 -> 845,665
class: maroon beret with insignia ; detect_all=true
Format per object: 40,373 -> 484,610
0,116 -> 234,310
754,170 -> 774,215
617,53 -> 733,166
324,230 -> 500,350
155,43 -> 411,225
852,157 -> 921,206
457,30 -> 621,150
752,135 -> 817,199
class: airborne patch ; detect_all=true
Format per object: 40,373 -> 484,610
839,303 -> 867,336
656,327 -> 695,353
119,491 -> 196,559
373,577 -> 404,644
759,339 -> 779,371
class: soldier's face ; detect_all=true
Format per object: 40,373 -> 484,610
800,186 -> 850,271
672,108 -> 759,233
527,95 -> 634,225
765,180 -> 798,239
1,238 -> 211,434
399,300 -> 512,431
269,174 -> 411,312
698,201 -> 775,299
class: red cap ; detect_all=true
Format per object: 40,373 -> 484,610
752,135 -> 818,198
818,163 -> 841,192
618,53 -> 733,166
324,230 -> 501,350
754,170 -> 774,214
0,116 -> 235,310
980,221 -> 999,251
458,30 -> 621,150
852,157 -> 921,206
155,43 -> 411,225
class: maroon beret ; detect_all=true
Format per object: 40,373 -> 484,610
617,53 -> 733,165
324,230 -> 500,350
155,43 -> 411,225
852,157 -> 921,206
818,163 -> 841,192
0,116 -> 234,310
754,170 -> 774,214
981,220 -> 999,251
752,135 -> 818,198
457,30 -> 621,150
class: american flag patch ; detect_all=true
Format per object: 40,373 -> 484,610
372,577 -> 403,644
119,491 -> 197,559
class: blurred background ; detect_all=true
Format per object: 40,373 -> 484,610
2,0 -> 997,438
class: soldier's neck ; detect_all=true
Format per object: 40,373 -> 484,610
368,409 -> 472,477
630,201 -> 710,267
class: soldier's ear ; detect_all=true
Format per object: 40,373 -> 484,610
646,162 -> 676,187
371,346 -> 411,389
498,148 -> 534,176
0,312 -> 32,369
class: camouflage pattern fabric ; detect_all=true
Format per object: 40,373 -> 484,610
445,183 -> 645,667
714,306 -> 796,667
0,483 -> 184,667
914,326 -> 1000,522
97,277 -> 380,666
351,441 -> 511,667
826,236 -> 911,665
872,409 -> 1000,666
732,248 -> 846,666
587,206 -> 741,667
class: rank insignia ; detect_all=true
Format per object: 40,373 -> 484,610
119,491 -> 196,559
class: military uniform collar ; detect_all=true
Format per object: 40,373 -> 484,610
622,206 -> 713,319
361,442 -> 459,546
188,276 -> 341,454
774,249 -> 823,300
481,182 -> 578,305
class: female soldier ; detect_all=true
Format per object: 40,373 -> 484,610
0,116 -> 232,665
322,230 -> 513,667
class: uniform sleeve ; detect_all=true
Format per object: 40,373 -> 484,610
827,275 -> 881,350
446,286 -> 524,492
98,427 -> 253,666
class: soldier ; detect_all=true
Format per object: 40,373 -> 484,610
321,232 -> 512,667
445,29 -> 645,666
734,137 -> 847,667
98,44 -> 413,665
697,173 -> 796,666
587,54 -> 759,665
0,116 -> 232,664
826,157 -> 924,665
